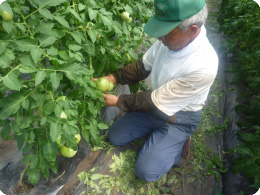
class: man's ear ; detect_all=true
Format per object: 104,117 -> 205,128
189,25 -> 200,40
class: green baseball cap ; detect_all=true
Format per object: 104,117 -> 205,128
144,0 -> 205,37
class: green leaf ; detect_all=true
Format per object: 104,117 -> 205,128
54,104 -> 62,118
3,71 -> 22,91
83,42 -> 95,56
22,154 -> 33,164
47,47 -> 58,56
50,122 -> 61,142
38,34 -> 57,47
69,45 -> 82,52
63,124 -> 78,135
11,121 -> 20,135
112,21 -> 122,35
43,142 -> 58,162
87,30 -> 96,43
47,0 -> 66,6
71,31 -> 84,44
89,120 -> 98,141
0,49 -> 15,68
124,5 -> 133,15
50,72 -> 63,89
20,116 -> 34,129
68,8 -> 83,23
20,64 -> 38,74
97,123 -> 109,130
31,47 -> 43,63
42,100 -> 55,115
88,8 -> 97,21
82,127 -> 89,143
2,21 -> 13,34
60,132 -> 77,150
1,124 -> 11,139
30,156 -> 39,169
0,1 -> 13,13
35,23 -> 54,34
128,50 -> 138,60
39,8 -> 53,20
19,55 -> 38,73
22,99 -> 30,110
100,47 -> 105,54
0,41 -> 9,55
14,38 -> 38,52
16,23 -> 26,32
0,93 -> 24,120
78,3 -> 86,11
100,15 -> 113,29
27,168 -> 40,185
63,63 -> 87,80
40,117 -> 47,125
20,55 -> 36,66
54,16 -> 70,29
15,134 -> 24,150
35,71 -> 46,86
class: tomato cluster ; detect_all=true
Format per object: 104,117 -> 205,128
96,78 -> 114,92
56,133 -> 81,158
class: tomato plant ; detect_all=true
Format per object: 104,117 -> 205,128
218,0 -> 260,190
0,0 -> 154,186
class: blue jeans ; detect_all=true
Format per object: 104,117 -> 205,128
108,109 -> 202,182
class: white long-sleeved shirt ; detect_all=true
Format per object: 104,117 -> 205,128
142,26 -> 218,116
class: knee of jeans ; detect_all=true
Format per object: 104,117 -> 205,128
108,128 -> 122,146
135,161 -> 160,182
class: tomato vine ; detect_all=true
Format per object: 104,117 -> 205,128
0,0 -> 154,185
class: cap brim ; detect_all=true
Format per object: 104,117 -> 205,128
144,16 -> 183,38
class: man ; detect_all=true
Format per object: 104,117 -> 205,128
99,0 -> 218,182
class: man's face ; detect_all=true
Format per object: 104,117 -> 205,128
158,27 -> 192,51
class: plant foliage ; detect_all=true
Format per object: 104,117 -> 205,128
0,0 -> 154,185
218,0 -> 260,189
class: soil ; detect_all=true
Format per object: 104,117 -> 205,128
13,182 -> 34,194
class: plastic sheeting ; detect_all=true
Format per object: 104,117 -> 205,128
0,136 -> 91,195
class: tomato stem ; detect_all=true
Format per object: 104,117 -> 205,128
18,164 -> 29,185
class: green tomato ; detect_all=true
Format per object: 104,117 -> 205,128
126,17 -> 133,24
107,82 -> 114,91
121,11 -> 130,22
75,134 -> 81,144
60,146 -> 78,158
0,11 -> 14,22
96,77 -> 110,92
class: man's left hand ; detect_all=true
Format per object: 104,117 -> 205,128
103,94 -> 119,106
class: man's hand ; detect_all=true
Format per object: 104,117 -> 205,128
103,94 -> 119,106
93,74 -> 116,84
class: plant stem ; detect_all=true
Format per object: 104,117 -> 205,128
18,164 -> 30,185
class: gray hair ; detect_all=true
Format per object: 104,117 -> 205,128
179,4 -> 208,32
